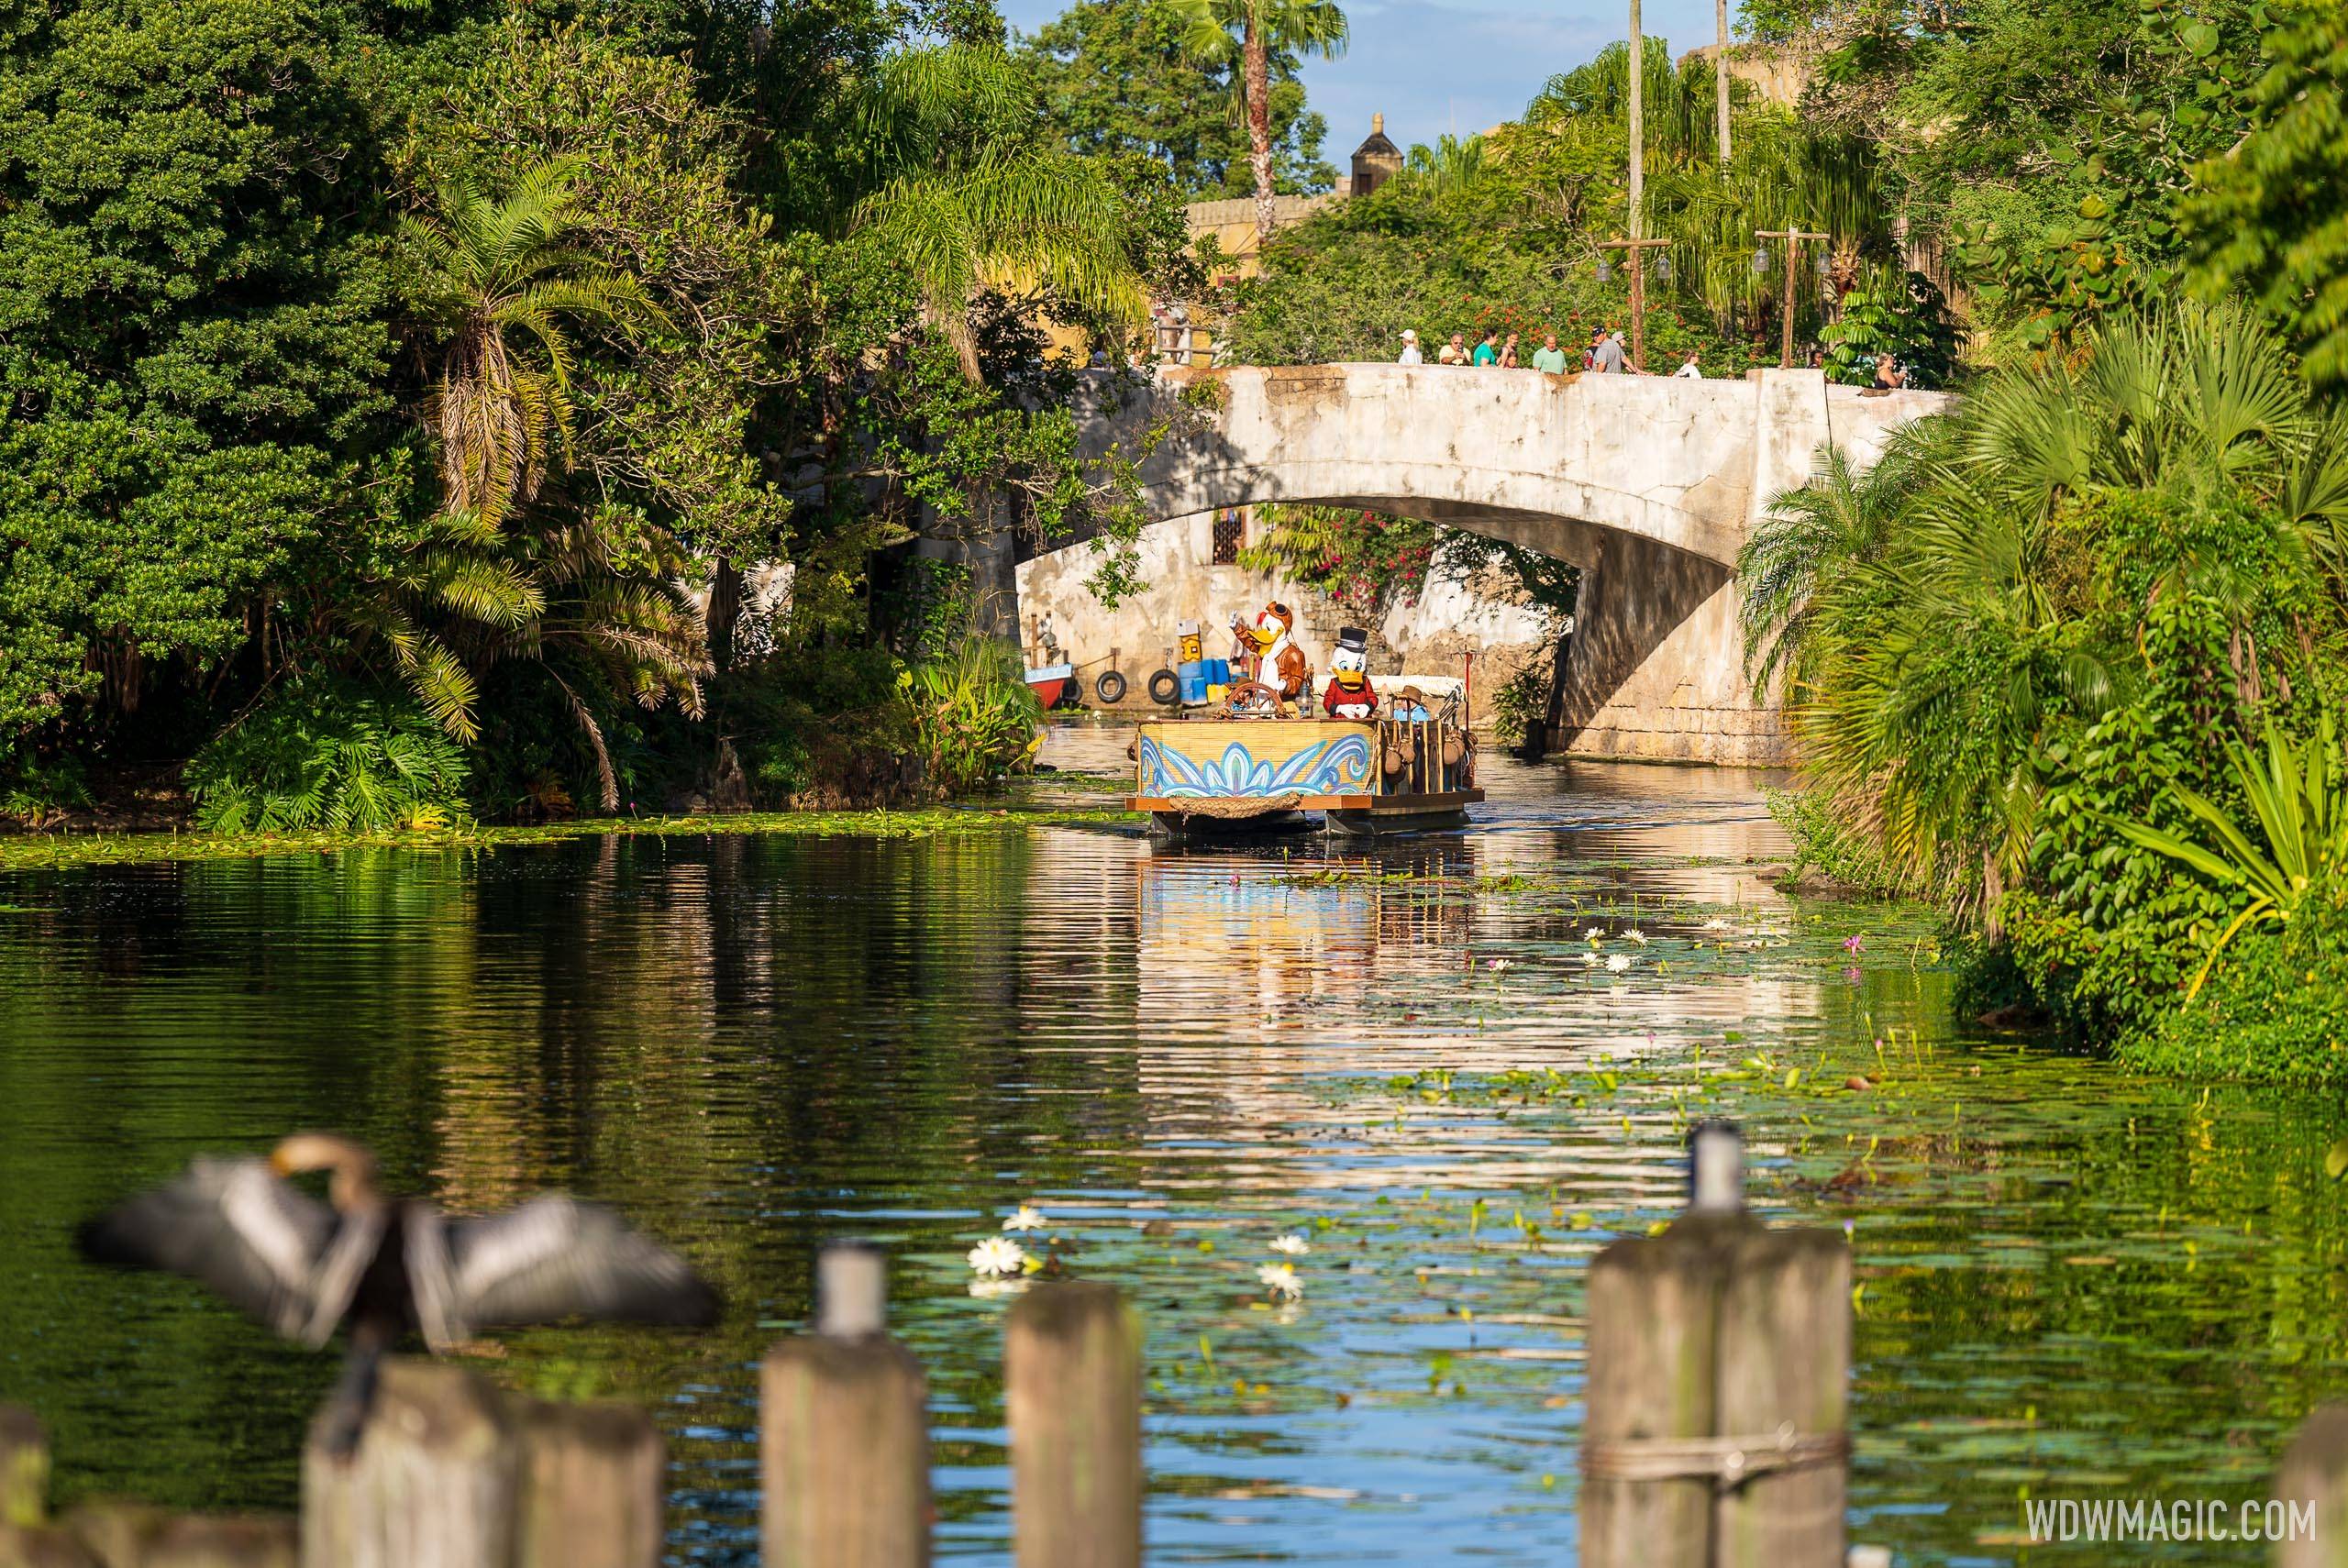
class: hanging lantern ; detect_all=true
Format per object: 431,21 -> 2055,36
1596,256 -> 1614,283
1751,245 -> 1771,275
1653,251 -> 1672,282
1814,248 -> 1833,278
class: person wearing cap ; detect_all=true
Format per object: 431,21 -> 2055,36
1322,627 -> 1379,719
1397,328 -> 1423,365
1592,330 -> 1627,373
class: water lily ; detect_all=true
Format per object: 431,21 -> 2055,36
1002,1204 -> 1047,1233
1701,917 -> 1731,932
968,1236 -> 1028,1276
1583,925 -> 1604,943
1486,957 -> 1512,972
1257,1262 -> 1304,1300
1624,929 -> 1648,944
1269,1233 -> 1310,1255
1606,953 -> 1632,974
1844,933 -> 1865,954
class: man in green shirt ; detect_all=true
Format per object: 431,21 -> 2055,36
1530,332 -> 1569,373
1470,328 -> 1501,366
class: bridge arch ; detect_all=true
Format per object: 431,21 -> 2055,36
1060,363 -> 1947,765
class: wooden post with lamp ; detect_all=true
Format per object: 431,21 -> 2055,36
1753,227 -> 1831,368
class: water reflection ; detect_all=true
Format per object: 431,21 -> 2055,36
1,739 -> 2343,1565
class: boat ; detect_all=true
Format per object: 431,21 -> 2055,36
1024,662 -> 1075,709
1127,690 -> 1482,845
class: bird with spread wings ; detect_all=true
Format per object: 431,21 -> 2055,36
79,1133 -> 719,1452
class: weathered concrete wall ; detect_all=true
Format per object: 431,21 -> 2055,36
1015,512 -> 1551,722
1067,363 -> 1947,764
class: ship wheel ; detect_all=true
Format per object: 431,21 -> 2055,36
1222,680 -> 1286,717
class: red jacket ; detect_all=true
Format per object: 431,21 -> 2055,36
1322,676 -> 1378,718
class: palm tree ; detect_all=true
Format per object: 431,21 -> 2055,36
381,156 -> 707,805
1748,298 -> 2348,918
1172,0 -> 1348,246
403,158 -> 655,526
852,46 -> 1146,381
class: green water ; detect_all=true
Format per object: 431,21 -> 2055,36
2,734 -> 2343,1564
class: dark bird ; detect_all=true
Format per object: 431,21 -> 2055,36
79,1133 -> 720,1452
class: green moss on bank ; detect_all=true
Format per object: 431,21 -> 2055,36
0,805 -> 1141,874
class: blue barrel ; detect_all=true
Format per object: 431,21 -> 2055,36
1204,657 -> 1232,686
1179,659 -> 1207,705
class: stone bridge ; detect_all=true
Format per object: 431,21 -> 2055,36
1044,363 -> 1948,765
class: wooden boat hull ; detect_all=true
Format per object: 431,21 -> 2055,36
1126,715 -> 1480,841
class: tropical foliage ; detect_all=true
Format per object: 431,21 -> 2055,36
185,682 -> 471,834
1748,299 -> 2348,1078
1170,0 -> 1349,241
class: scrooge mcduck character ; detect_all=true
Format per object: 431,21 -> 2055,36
1248,600 -> 1312,712
1322,626 -> 1378,719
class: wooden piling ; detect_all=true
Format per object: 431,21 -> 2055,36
2276,1404 -> 2348,1568
512,1399 -> 664,1568
0,1408 -> 47,1529
1582,1121 -> 1850,1568
300,1361 -> 519,1568
1005,1282 -> 1143,1568
82,1510 -> 295,1568
1581,1212 -> 1751,1568
1711,1228 -> 1849,1568
762,1244 -> 930,1568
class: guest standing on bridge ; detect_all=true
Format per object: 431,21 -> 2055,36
1532,333 -> 1568,373
1472,328 -> 1501,366
1397,328 -> 1423,365
1592,330 -> 1628,373
1584,327 -> 1608,369
1440,332 -> 1470,366
1675,348 -> 1702,378
1500,332 -> 1522,368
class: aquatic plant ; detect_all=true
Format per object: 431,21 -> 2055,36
1268,1234 -> 1310,1255
1002,1205 -> 1047,1233
968,1236 -> 1028,1275
1256,1262 -> 1303,1300
901,638 -> 1045,796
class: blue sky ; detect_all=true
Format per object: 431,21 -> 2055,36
999,0 -> 1730,162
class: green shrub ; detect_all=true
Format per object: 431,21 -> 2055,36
1764,786 -> 1911,896
901,638 -> 1043,796
186,680 -> 471,833
0,756 -> 94,827
2116,884 -> 2348,1085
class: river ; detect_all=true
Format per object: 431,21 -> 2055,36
2,723 -> 2342,1563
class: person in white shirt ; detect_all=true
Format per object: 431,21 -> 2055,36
1674,349 -> 1701,379
1397,328 -> 1424,365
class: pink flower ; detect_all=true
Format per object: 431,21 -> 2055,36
1843,934 -> 1865,954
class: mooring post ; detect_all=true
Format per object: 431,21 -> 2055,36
1711,1224 -> 1850,1567
1005,1282 -> 1144,1568
70,1505 -> 297,1568
0,1408 -> 46,1529
762,1242 -> 931,1568
512,1398 -> 665,1568
300,1360 -> 520,1568
1582,1121 -> 1850,1568
2276,1404 -> 2348,1568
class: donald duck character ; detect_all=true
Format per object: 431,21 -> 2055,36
1248,601 -> 1312,713
1322,626 -> 1378,720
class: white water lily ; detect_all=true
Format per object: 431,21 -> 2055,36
1624,929 -> 1647,944
968,1236 -> 1028,1276
1268,1233 -> 1310,1255
1700,917 -> 1731,932
1606,953 -> 1632,973
1002,1204 -> 1047,1233
1257,1262 -> 1304,1300
1583,925 -> 1604,942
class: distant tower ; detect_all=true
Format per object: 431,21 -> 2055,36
1350,113 -> 1401,197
